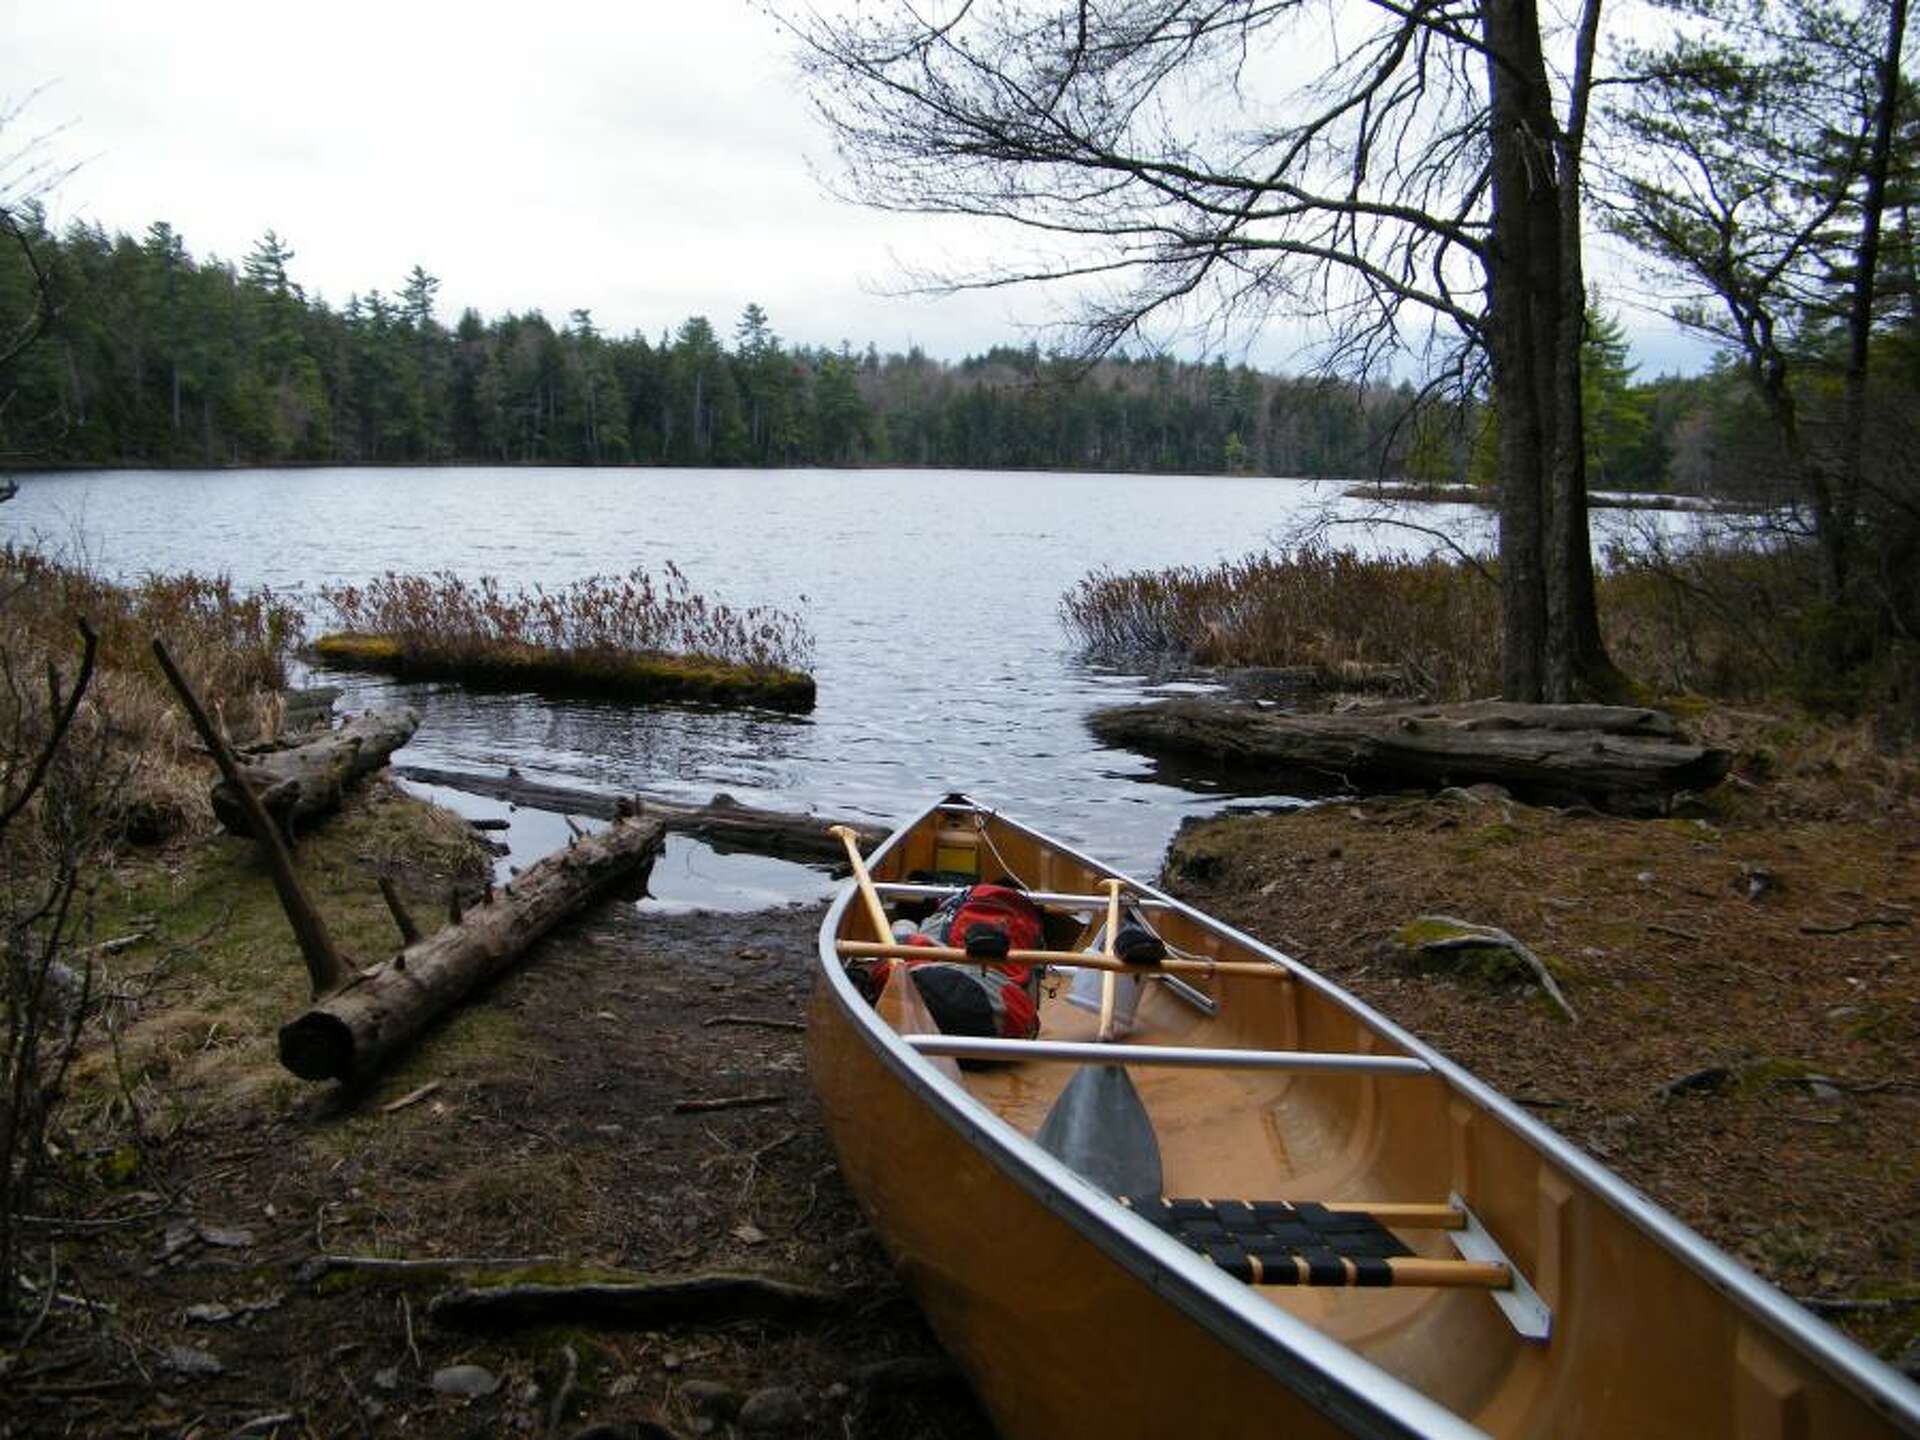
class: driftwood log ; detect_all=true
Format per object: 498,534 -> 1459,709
278,816 -> 666,1083
1090,698 -> 1728,808
393,763 -> 884,870
213,707 -> 419,838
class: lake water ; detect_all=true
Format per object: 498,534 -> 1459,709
3,465 -> 1617,903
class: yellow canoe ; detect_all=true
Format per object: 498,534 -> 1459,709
809,794 -> 1920,1439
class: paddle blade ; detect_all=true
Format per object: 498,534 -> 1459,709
1035,1064 -> 1163,1197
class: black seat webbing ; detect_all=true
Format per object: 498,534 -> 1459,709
1121,1196 -> 1414,1286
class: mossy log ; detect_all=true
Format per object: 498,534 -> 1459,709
426,1273 -> 839,1331
212,707 -> 419,839
277,816 -> 666,1084
310,632 -> 816,712
393,763 -> 885,871
1090,698 -> 1728,808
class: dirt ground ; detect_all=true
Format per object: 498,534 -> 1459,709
0,784 -> 992,1439
5,708 -> 1918,1437
1162,718 -> 1920,1368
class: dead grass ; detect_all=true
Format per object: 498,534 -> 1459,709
0,543 -> 305,845
1062,540 -> 1920,720
319,564 -> 815,676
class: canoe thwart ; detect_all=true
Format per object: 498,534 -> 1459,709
1121,1196 -> 1506,1290
837,937 -> 1289,981
903,1034 -> 1432,1075
873,880 -> 1179,913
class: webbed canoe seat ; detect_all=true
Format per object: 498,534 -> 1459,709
1121,1197 -> 1508,1290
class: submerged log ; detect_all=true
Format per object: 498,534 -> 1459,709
1090,698 -> 1728,808
393,763 -> 885,870
212,707 -> 419,839
278,816 -> 666,1083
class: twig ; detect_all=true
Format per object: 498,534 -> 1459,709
672,1094 -> 787,1114
701,1014 -> 806,1033
380,1082 -> 441,1115
401,1294 -> 420,1372
14,1203 -> 172,1231
1797,916 -> 1911,936
17,1245 -> 57,1348
546,1343 -> 578,1434
427,1274 -> 839,1331
297,1253 -> 561,1283
1646,922 -> 1705,942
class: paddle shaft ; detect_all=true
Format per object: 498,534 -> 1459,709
1098,878 -> 1123,1042
830,825 -> 895,945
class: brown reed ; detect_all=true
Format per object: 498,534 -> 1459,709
318,564 -> 813,677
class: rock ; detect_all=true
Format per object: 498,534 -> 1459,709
164,1345 -> 225,1379
737,1384 -> 807,1433
431,1363 -> 501,1398
183,1303 -> 234,1325
373,1367 -> 401,1391
681,1380 -> 742,1421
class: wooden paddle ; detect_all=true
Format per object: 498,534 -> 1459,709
829,825 -> 962,1082
1034,878 -> 1164,1197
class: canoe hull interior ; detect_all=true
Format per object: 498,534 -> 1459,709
810,798 -> 1920,1438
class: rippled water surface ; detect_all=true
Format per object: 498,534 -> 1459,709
7,466 -> 1485,886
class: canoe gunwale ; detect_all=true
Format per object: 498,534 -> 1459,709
816,795 -> 1920,1437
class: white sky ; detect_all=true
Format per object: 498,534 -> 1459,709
8,0 -> 1710,373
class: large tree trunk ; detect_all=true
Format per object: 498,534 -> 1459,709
212,707 -> 419,839
1089,698 -> 1729,809
1484,0 -> 1556,702
278,816 -> 666,1084
1482,0 -> 1620,702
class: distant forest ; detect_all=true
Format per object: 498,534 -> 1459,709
0,211 -> 1757,493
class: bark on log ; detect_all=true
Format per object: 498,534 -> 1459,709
212,707 -> 419,839
426,1274 -> 839,1331
1090,698 -> 1728,807
278,816 -> 666,1083
393,764 -> 885,870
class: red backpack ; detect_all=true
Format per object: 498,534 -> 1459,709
941,884 -> 1044,960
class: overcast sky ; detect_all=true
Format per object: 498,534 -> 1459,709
9,0 -> 1709,374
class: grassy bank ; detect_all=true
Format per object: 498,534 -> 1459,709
316,567 -> 817,710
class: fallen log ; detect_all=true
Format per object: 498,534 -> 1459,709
277,816 -> 666,1083
212,707 -> 419,839
393,763 -> 885,870
426,1273 -> 840,1331
1089,698 -> 1727,809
